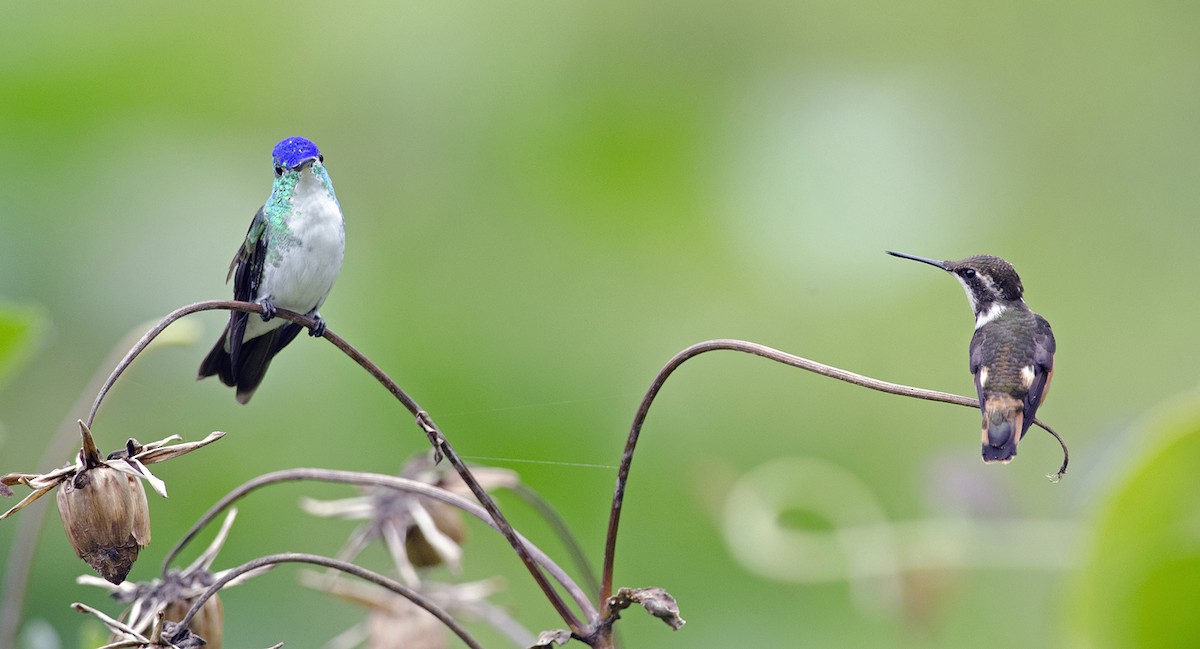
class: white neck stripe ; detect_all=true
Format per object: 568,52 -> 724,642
975,302 -> 1007,329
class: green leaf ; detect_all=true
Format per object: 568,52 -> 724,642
1069,391 -> 1200,648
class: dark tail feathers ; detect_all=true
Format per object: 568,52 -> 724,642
197,323 -> 303,404
981,394 -> 1024,464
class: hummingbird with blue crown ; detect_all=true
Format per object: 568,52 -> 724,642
887,251 -> 1056,463
198,136 -> 346,403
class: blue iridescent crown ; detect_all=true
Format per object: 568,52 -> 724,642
271,137 -> 322,169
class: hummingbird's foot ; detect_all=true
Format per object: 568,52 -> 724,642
258,300 -> 276,322
309,317 -> 326,337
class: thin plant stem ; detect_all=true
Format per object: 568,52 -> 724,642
597,338 -> 1070,609
83,299 -> 585,634
510,483 -> 602,599
169,553 -> 484,649
159,468 -> 598,624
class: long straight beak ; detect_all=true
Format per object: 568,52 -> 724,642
886,250 -> 949,271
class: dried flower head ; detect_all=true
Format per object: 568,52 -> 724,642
73,604 -> 183,649
84,568 -> 226,649
302,572 -> 533,649
73,601 -> 280,649
1,421 -> 224,583
302,453 -> 516,584
78,510 -> 266,649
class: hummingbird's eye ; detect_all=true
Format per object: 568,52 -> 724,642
960,268 -> 977,279
273,165 -> 283,176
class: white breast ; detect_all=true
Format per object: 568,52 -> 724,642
245,168 -> 345,341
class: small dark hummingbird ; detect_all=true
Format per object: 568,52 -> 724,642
887,251 -> 1056,463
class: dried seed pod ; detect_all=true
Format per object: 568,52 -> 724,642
164,594 -> 223,649
405,497 -> 467,568
56,465 -> 151,584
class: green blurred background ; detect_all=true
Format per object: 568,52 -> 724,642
3,1 -> 1200,647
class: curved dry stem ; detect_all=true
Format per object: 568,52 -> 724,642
86,299 -> 584,634
1035,420 -> 1070,483
86,300 -> 243,428
169,553 -> 484,649
510,483 -> 602,598
160,468 -> 598,624
598,338 -> 1069,607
